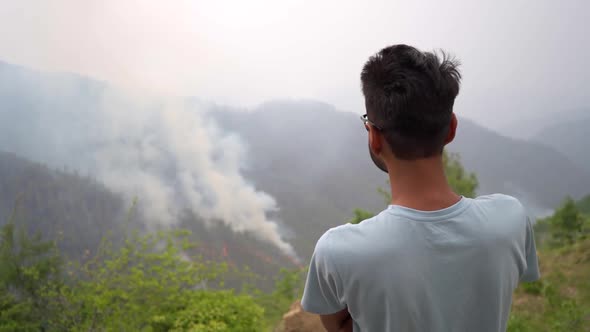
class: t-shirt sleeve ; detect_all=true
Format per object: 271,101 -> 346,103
520,217 -> 541,282
301,231 -> 346,314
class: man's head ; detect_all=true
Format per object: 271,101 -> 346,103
360,44 -> 461,170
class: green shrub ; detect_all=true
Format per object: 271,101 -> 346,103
522,280 -> 544,295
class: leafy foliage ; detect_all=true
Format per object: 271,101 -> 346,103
252,268 -> 306,328
549,197 -> 586,245
53,229 -> 238,331
0,207 -> 62,331
149,290 -> 264,332
348,208 -> 376,225
535,197 -> 590,248
443,152 -> 478,198
0,216 -> 306,331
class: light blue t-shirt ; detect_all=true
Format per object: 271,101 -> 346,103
302,194 -> 540,332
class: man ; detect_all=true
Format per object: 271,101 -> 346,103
301,44 -> 540,332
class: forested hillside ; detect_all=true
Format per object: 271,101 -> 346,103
0,151 -> 298,290
0,151 -> 126,256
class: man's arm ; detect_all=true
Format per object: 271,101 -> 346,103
301,230 -> 352,330
320,307 -> 352,332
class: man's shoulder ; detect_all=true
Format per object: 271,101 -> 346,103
320,213 -> 386,241
472,194 -> 530,230
474,193 -> 521,203
473,193 -> 526,211
313,221 -> 373,260
313,213 -> 391,261
315,223 -> 357,249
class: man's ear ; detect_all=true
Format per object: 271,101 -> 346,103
369,126 -> 382,154
444,113 -> 457,145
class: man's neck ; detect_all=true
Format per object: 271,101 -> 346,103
387,156 -> 460,211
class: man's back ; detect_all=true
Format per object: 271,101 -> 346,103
301,194 -> 540,331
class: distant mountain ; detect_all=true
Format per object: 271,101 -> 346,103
449,118 -> 590,213
0,60 -> 110,167
499,108 -> 588,140
529,115 -> 590,174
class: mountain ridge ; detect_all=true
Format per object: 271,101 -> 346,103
529,115 -> 590,174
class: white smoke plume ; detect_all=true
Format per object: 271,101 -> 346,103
0,64 -> 297,259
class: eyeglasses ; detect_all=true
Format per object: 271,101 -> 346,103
360,114 -> 383,131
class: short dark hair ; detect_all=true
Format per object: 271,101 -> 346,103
361,44 -> 461,160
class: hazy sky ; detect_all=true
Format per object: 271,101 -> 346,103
1,0 -> 588,130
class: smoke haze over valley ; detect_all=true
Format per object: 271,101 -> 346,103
0,0 -> 589,264
1,60 -> 589,261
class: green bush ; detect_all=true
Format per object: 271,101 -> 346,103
0,216 -> 282,331
443,152 -> 478,198
507,314 -> 535,332
521,280 -> 544,295
0,210 -> 63,330
550,197 -> 585,246
164,291 -> 264,332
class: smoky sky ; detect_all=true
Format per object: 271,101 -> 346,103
0,68 -> 300,259
0,0 -> 588,131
